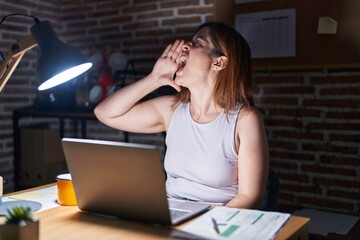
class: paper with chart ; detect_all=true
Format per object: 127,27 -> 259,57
3,186 -> 58,212
182,206 -> 290,240
235,8 -> 296,59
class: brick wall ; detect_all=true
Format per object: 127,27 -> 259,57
254,71 -> 360,214
0,0 -> 358,215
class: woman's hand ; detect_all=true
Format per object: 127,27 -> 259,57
151,40 -> 184,92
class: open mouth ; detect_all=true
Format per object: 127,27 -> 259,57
176,58 -> 187,73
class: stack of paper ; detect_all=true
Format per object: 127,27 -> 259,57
182,206 -> 290,240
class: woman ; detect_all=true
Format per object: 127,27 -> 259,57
94,22 -> 269,209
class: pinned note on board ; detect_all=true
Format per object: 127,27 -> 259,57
317,16 -> 337,34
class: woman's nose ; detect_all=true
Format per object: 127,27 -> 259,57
182,41 -> 191,51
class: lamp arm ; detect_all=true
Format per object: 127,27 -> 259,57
0,35 -> 37,92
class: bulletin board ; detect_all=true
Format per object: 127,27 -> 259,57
214,0 -> 360,70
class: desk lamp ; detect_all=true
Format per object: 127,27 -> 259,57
0,13 -> 92,214
0,13 -> 93,92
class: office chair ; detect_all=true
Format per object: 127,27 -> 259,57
262,168 -> 280,211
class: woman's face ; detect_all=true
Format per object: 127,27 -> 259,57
175,27 -> 217,87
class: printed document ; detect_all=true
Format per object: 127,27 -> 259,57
182,206 -> 290,240
3,186 -> 58,212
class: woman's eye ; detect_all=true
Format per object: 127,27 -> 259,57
191,40 -> 201,48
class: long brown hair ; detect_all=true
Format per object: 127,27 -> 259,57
174,22 -> 254,112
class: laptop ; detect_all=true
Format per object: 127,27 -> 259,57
61,138 -> 210,225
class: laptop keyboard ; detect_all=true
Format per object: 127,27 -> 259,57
170,209 -> 190,220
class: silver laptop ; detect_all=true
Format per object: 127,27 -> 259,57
61,138 -> 210,225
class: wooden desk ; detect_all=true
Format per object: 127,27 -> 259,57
4,185 -> 310,240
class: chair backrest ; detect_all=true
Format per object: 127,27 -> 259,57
262,168 -> 280,211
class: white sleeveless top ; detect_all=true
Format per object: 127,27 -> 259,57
164,103 -> 240,204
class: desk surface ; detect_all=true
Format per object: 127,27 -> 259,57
4,184 -> 310,240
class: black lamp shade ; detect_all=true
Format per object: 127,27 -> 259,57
30,21 -> 92,91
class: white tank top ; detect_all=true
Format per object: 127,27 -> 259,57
164,103 -> 240,204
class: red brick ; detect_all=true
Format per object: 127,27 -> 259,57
269,160 -> 297,170
302,143 -> 358,155
306,122 -> 360,131
319,155 -> 360,166
99,32 -> 131,41
176,26 -> 199,34
135,29 -> 173,37
268,140 -> 297,150
0,3 -> 27,14
60,29 -> 86,38
87,10 -> 119,18
255,97 -> 299,106
62,6 -> 94,14
327,189 -> 360,201
0,24 -> 29,33
264,86 -> 314,95
310,76 -> 360,84
66,20 -> 98,29
88,26 -> 119,35
255,76 -> 304,85
320,87 -> 360,95
123,20 -> 158,30
268,108 -> 321,118
274,130 -> 323,141
137,10 -> 173,20
161,0 -> 200,9
301,164 -> 357,177
100,16 -> 132,25
297,196 -> 355,212
330,133 -> 360,143
122,4 -> 157,14
178,6 -> 215,15
270,150 -> 315,162
97,0 -> 128,10
326,111 -> 360,120
281,183 -> 321,194
162,16 -> 201,26
265,118 -> 303,129
278,172 -> 310,183
313,177 -> 360,189
303,99 -> 358,108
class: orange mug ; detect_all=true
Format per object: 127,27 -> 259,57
57,173 -> 77,206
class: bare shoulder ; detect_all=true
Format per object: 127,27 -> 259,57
238,106 -> 263,121
235,106 -> 268,154
236,106 -> 265,131
147,94 -> 179,127
149,95 -> 178,112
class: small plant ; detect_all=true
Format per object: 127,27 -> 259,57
0,206 -> 39,240
5,206 -> 34,224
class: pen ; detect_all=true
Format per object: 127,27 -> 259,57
211,217 -> 220,234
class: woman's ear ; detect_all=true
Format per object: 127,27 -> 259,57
211,56 -> 228,71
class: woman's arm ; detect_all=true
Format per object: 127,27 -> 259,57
226,108 -> 269,209
94,40 -> 184,133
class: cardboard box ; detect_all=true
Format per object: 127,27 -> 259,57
20,125 -> 68,187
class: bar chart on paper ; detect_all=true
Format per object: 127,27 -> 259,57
182,206 -> 290,240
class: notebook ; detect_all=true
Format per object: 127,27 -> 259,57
61,138 -> 210,225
